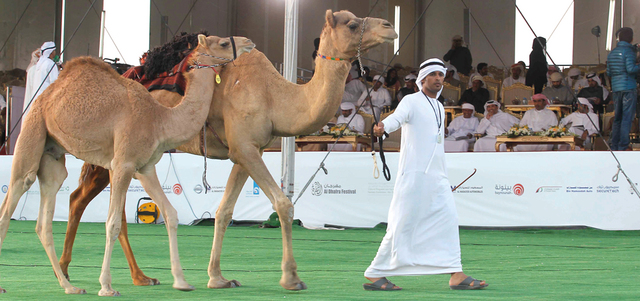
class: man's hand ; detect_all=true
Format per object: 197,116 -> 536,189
581,131 -> 588,141
373,122 -> 385,137
486,111 -> 495,120
467,133 -> 473,139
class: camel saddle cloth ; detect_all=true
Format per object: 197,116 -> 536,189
121,56 -> 190,96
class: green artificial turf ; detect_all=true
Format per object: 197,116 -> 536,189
0,221 -> 638,300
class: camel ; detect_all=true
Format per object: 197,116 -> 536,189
0,35 -> 255,296
59,10 -> 397,291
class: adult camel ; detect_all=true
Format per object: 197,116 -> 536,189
0,35 -> 254,296
60,10 -> 397,291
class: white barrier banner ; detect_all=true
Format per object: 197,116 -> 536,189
1,152 -> 640,230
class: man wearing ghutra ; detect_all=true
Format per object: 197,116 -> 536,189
24,42 -> 59,116
363,58 -> 488,291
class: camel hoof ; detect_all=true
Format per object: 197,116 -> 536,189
98,289 -> 120,297
208,279 -> 241,289
283,281 -> 307,291
133,277 -> 160,286
65,287 -> 86,294
173,283 -> 195,291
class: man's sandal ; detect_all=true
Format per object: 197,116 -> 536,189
363,278 -> 401,291
449,276 -> 488,290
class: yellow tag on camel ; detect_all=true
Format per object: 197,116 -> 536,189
216,74 -> 221,84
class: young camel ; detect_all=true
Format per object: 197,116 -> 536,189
0,35 -> 254,296
59,10 -> 397,291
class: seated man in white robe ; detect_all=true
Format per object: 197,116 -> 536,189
558,97 -> 600,150
516,94 -> 559,151
474,100 -> 520,152
444,103 -> 479,152
357,74 -> 392,120
502,63 -> 526,88
342,72 -> 367,105
331,102 -> 366,151
567,67 -> 588,92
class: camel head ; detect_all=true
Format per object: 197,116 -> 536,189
319,10 -> 397,59
192,35 -> 255,65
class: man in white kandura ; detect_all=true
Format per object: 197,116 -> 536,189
558,97 -> 600,150
516,93 -> 558,151
357,74 -> 391,120
331,102 -> 365,151
24,41 -> 59,116
444,103 -> 479,152
364,58 -> 488,291
473,100 -> 520,152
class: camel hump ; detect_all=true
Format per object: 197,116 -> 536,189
60,56 -> 122,79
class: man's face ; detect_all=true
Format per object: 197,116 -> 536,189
446,70 -> 454,79
570,75 -> 579,81
462,108 -> 473,118
49,50 -> 56,59
552,80 -> 562,88
341,109 -> 352,117
453,39 -> 463,47
578,104 -> 589,114
588,78 -> 598,88
471,80 -> 482,90
533,98 -> 547,110
486,104 -> 499,115
479,66 -> 488,76
373,80 -> 383,90
421,71 -> 444,95
512,68 -> 521,78
406,80 -> 416,90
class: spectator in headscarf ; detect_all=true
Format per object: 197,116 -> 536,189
444,103 -> 478,152
393,74 -> 418,110
502,63 -> 526,88
467,62 -> 493,88
567,67 -> 588,92
542,72 -> 574,105
458,75 -> 489,114
577,72 -> 610,114
558,97 -> 600,150
24,42 -> 58,116
525,37 -> 548,93
357,75 -> 392,120
443,35 -> 472,76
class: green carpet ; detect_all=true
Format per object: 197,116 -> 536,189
0,221 -> 638,300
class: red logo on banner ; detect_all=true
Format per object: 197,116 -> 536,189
173,184 -> 183,195
513,184 -> 524,196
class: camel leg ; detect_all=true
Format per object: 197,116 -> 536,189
35,154 -> 86,294
98,162 -> 135,297
60,164 -> 109,280
136,165 -> 194,291
60,164 -> 159,286
118,209 -> 160,286
207,163 -> 247,289
235,149 -> 306,290
0,115 -> 48,293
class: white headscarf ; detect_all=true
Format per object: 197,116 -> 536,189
577,97 -> 594,113
461,102 -> 475,113
373,74 -> 385,84
26,48 -> 40,71
444,63 -> 460,81
568,68 -> 581,78
470,74 -> 486,88
483,100 -> 501,112
340,102 -> 356,116
417,58 -> 447,97
37,41 -> 56,65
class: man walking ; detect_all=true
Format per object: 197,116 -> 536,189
608,27 -> 640,151
363,58 -> 488,291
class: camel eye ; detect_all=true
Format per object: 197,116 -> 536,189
220,42 -> 230,47
348,23 -> 358,30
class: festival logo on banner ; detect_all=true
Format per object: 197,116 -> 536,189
494,184 -> 524,196
595,185 -> 619,193
172,184 -> 183,195
310,181 -> 356,196
536,186 -> 562,193
512,184 -> 524,196
453,185 -> 484,194
245,181 -> 261,197
194,184 -> 203,194
565,186 -> 593,193
1,185 -> 7,194
57,186 -> 71,194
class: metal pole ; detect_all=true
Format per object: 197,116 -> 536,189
99,10 -> 106,59
281,0 -> 298,201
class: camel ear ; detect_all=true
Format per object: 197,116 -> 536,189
325,10 -> 335,28
197,34 -> 207,47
